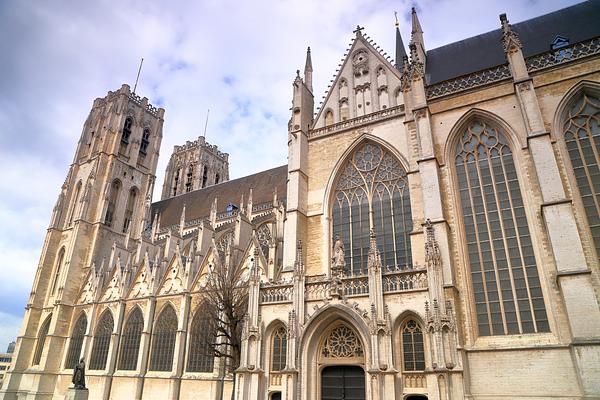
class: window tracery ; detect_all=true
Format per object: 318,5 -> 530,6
563,93 -> 600,260
321,325 -> 363,358
401,319 -> 424,371
89,310 -> 114,370
149,305 -> 177,371
186,308 -> 216,372
117,308 -> 143,370
332,142 -> 412,275
216,231 -> 234,262
271,326 -> 287,371
64,313 -> 87,369
257,224 -> 272,259
454,119 -> 549,336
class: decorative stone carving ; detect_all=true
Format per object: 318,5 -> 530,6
321,325 -> 363,358
500,14 -> 522,54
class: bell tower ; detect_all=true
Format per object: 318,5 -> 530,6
0,84 -> 164,400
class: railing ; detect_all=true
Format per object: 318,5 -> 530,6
305,279 -> 330,301
309,105 -> 404,140
526,37 -> 600,73
304,268 -> 427,301
343,275 -> 369,297
270,372 -> 283,387
426,64 -> 511,100
382,269 -> 428,293
259,284 -> 293,303
403,372 -> 426,388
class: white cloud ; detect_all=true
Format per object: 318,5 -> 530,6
0,0 -> 581,324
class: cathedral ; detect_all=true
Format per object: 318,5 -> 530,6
2,1 -> 600,399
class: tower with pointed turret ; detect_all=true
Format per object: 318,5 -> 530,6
0,84 -> 164,400
3,3 -> 600,400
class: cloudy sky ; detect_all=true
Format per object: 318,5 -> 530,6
0,0 -> 579,350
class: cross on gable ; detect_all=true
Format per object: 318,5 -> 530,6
353,25 -> 364,35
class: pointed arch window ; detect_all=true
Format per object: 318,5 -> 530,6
65,313 -> 87,369
118,308 -> 144,370
104,179 -> 121,227
140,128 -> 150,155
186,166 -> 194,192
332,142 -> 413,275
149,305 -> 177,371
172,168 -> 181,197
202,166 -> 208,188
401,319 -> 424,371
186,307 -> 216,372
215,173 -> 220,184
121,117 -> 133,144
32,314 -> 52,366
563,93 -> 600,260
271,326 -> 287,371
51,248 -> 65,296
67,181 -> 82,226
89,310 -> 114,370
122,187 -> 138,233
454,119 -> 549,336
257,224 -> 272,259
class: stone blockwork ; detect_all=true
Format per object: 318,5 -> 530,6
2,3 -> 600,400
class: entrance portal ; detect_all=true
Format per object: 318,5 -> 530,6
321,365 -> 365,400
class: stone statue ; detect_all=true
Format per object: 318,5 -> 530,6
332,235 -> 345,267
72,358 -> 86,389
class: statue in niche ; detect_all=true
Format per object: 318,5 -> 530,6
72,358 -> 86,389
332,235 -> 345,268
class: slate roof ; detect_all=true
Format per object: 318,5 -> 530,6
426,0 -> 600,85
151,165 -> 287,228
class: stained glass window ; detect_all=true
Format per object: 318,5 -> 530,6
455,119 -> 549,335
186,308 -> 215,372
89,310 -> 114,370
149,305 -> 177,371
117,308 -> 144,371
332,142 -> 412,275
401,319 -> 424,371
64,313 -> 87,369
563,93 -> 600,261
271,326 -> 287,371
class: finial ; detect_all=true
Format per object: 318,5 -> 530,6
394,11 -> 399,27
499,13 -> 522,54
296,69 -> 300,78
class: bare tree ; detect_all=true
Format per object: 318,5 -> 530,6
200,244 -> 249,399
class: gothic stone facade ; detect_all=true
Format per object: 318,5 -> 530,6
2,2 -> 600,400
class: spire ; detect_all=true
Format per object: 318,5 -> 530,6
395,11 -> 407,71
410,7 -> 426,66
411,7 -> 423,35
304,47 -> 313,93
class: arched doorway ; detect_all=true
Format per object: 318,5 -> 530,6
321,365 -> 365,400
270,392 -> 282,400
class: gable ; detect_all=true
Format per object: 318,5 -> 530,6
313,31 -> 403,129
